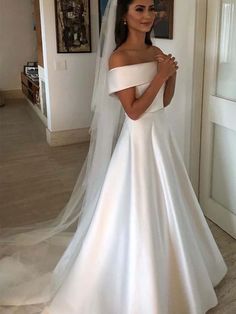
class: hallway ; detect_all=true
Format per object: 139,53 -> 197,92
0,99 -> 88,227
0,100 -> 235,313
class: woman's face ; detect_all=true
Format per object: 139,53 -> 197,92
125,0 -> 156,34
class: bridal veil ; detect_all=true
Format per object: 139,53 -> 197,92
0,0 -> 124,306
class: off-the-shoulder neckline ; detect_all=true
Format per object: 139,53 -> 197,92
109,61 -> 156,72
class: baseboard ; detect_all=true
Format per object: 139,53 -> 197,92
1,89 -> 24,99
46,127 -> 90,146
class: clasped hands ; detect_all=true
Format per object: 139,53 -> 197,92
155,53 -> 178,80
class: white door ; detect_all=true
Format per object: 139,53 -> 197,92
200,0 -> 236,239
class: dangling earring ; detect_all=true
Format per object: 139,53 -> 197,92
123,20 -> 127,25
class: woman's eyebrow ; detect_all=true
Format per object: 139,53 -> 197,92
135,4 -> 155,8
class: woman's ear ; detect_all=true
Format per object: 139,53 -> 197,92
122,15 -> 127,25
122,14 -> 127,21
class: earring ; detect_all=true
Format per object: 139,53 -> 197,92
123,20 -> 127,25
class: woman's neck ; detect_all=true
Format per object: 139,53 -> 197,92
124,31 -> 147,51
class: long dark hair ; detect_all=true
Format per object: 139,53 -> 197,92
115,0 -> 153,50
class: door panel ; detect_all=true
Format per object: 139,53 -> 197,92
216,0 -> 236,101
211,124 -> 236,214
200,0 -> 236,239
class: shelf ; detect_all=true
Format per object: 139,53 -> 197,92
21,72 -> 40,106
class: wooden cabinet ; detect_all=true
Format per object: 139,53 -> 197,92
21,72 -> 39,106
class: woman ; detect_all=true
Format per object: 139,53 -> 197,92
42,0 -> 227,313
0,0 -> 227,313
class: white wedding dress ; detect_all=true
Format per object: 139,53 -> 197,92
42,61 -> 227,314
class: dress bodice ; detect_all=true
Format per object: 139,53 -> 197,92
108,61 -> 164,113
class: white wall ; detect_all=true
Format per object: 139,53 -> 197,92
39,0 -> 99,132
0,0 -> 37,91
152,0 -> 197,168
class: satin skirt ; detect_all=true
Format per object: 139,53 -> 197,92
44,108 -> 227,314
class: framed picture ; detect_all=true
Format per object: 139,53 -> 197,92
54,0 -> 91,53
27,61 -> 38,67
24,66 -> 39,81
99,0 -> 108,29
24,66 -> 38,76
153,0 -> 174,39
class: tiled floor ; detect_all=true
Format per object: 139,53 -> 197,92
0,99 -> 235,313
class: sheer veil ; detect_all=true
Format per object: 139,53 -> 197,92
0,0 -> 124,307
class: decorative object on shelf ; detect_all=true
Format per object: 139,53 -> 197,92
24,65 -> 39,81
21,72 -> 39,105
99,0 -> 108,30
55,0 -> 91,53
27,61 -> 38,67
24,66 -> 38,75
154,0 -> 174,39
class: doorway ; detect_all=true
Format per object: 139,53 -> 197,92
199,0 -> 236,239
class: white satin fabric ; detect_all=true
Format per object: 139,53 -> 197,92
44,62 -> 227,314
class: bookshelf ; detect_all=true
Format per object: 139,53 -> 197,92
21,72 -> 40,107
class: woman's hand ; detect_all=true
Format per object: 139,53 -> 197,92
155,53 -> 178,81
154,53 -> 178,107
155,53 -> 167,63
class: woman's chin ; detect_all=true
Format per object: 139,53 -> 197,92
140,24 -> 153,32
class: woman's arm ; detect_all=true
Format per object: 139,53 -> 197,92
163,71 -> 177,107
109,53 -> 177,120
154,48 -> 178,107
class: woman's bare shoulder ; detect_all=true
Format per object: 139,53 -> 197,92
109,50 -> 130,70
109,45 -> 165,69
152,46 -> 164,55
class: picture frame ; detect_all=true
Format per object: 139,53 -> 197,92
24,66 -> 39,81
27,61 -> 38,67
153,0 -> 174,39
54,0 -> 92,53
24,66 -> 38,76
99,0 -> 108,29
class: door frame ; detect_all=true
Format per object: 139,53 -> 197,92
189,0 -> 207,197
